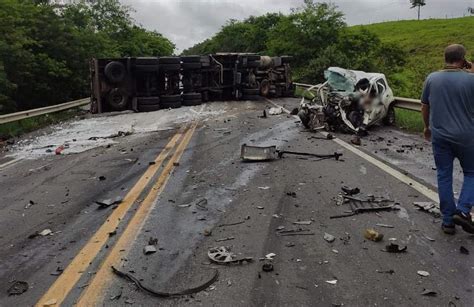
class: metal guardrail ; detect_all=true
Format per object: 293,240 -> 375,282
0,98 -> 90,125
294,82 -> 422,112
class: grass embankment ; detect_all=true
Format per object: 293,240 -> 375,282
0,108 -> 82,140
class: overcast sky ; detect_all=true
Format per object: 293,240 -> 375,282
121,0 -> 474,53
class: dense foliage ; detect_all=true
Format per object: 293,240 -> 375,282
0,0 -> 174,114
183,1 -> 406,90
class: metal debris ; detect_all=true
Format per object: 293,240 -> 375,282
268,107 -> 283,115
40,229 -> 53,236
293,221 -> 312,225
262,263 -> 274,272
7,281 -> 29,296
383,243 -> 407,253
324,233 -> 336,243
364,229 -> 384,242
413,202 -> 441,217
325,280 -> 338,285
376,269 -> 395,274
376,223 -> 394,228
265,253 -> 276,260
215,237 -> 235,242
208,247 -> 253,264
341,186 -> 360,196
421,289 -> 437,296
96,196 -> 123,208
144,245 -> 157,255
111,266 -> 219,297
241,144 -> 342,162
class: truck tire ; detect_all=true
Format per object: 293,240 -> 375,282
138,103 -> 161,112
107,88 -> 128,110
137,96 -> 160,106
181,56 -> 201,63
158,56 -> 180,64
383,104 -> 396,126
104,61 -> 126,83
161,63 -> 181,72
160,95 -> 182,109
182,92 -> 202,101
182,62 -> 202,70
182,99 -> 202,106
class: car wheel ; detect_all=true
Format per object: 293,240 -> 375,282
383,105 -> 396,126
106,88 -> 128,110
104,61 -> 126,83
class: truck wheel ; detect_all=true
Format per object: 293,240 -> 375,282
160,95 -> 182,109
137,97 -> 160,106
107,88 -> 128,110
104,61 -> 126,83
383,105 -> 396,126
182,92 -> 202,100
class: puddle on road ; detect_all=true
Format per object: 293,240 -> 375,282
8,104 -> 227,160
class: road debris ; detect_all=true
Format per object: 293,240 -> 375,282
376,223 -> 394,228
277,228 -> 314,236
330,194 -> 399,219
218,220 -> 245,227
341,186 -> 360,195
460,246 -> 469,255
364,229 -> 384,242
25,200 -> 35,209
258,186 -> 270,190
421,289 -> 437,296
265,253 -> 276,260
309,134 -> 334,140
325,280 -> 338,285
324,233 -> 336,243
40,229 -> 53,236
376,269 -> 395,274
241,144 -> 342,162
208,247 -> 253,264
96,196 -> 123,208
55,145 -> 65,155
293,220 -> 312,225
111,266 -> 219,297
413,202 -> 441,217
351,136 -> 361,146
258,109 -> 267,118
144,237 -> 158,255
262,263 -> 274,272
215,237 -> 235,242
417,270 -> 430,277
42,298 -> 58,306
50,267 -> 64,276
383,243 -> 407,253
7,281 -> 29,296
268,107 -> 283,115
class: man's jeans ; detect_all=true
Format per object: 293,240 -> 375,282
432,137 -> 474,225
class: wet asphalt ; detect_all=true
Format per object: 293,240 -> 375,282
0,98 -> 472,306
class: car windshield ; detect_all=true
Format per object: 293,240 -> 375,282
324,70 -> 355,92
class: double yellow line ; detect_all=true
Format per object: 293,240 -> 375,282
37,123 -> 197,306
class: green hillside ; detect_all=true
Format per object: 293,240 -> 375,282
354,17 -> 474,98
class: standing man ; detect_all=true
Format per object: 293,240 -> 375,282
421,44 -> 474,234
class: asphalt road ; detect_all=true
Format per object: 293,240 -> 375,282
0,98 -> 472,307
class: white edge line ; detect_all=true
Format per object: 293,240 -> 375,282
264,98 -> 438,203
0,158 -> 22,171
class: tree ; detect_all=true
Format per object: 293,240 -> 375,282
410,0 -> 426,20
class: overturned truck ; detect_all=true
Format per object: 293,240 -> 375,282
90,54 -> 294,113
298,67 -> 396,135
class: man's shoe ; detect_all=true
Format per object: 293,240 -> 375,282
453,211 -> 474,234
441,223 -> 456,235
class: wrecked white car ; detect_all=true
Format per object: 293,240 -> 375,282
298,67 -> 396,135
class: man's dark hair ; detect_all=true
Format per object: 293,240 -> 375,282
445,44 -> 466,64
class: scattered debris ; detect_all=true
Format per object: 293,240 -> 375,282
277,228 -> 314,236
268,107 -> 283,115
413,202 -> 441,217
293,221 -> 312,225
258,110 -> 268,118
460,246 -> 469,255
7,281 -> 29,296
55,145 -> 65,155
325,280 -> 338,285
215,237 -> 235,242
25,200 -> 35,209
332,249 -> 339,254
50,267 -> 64,276
144,237 -> 158,255
256,206 -> 265,210
42,298 -> 58,306
195,198 -> 208,210
417,270 -> 430,277
262,263 -> 274,272
383,243 -> 407,253
324,233 -> 336,243
241,144 -> 342,162
376,223 -> 394,228
286,191 -> 297,198
110,290 -> 123,301
98,176 -> 106,181
208,247 -> 253,264
111,266 -> 219,297
40,229 -> 53,236
218,220 -> 245,227
96,197 -> 123,208
424,235 -> 435,242
203,229 -> 212,236
376,269 -> 395,274
351,136 -> 361,146
173,162 -> 180,167
258,186 -> 270,190
341,186 -> 360,196
364,229 -> 384,242
421,289 -> 437,296
330,197 -> 398,219
310,134 -> 334,141
265,253 -> 276,260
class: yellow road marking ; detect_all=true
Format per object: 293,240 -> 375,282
76,122 -> 198,306
265,98 -> 439,202
36,127 -> 187,307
